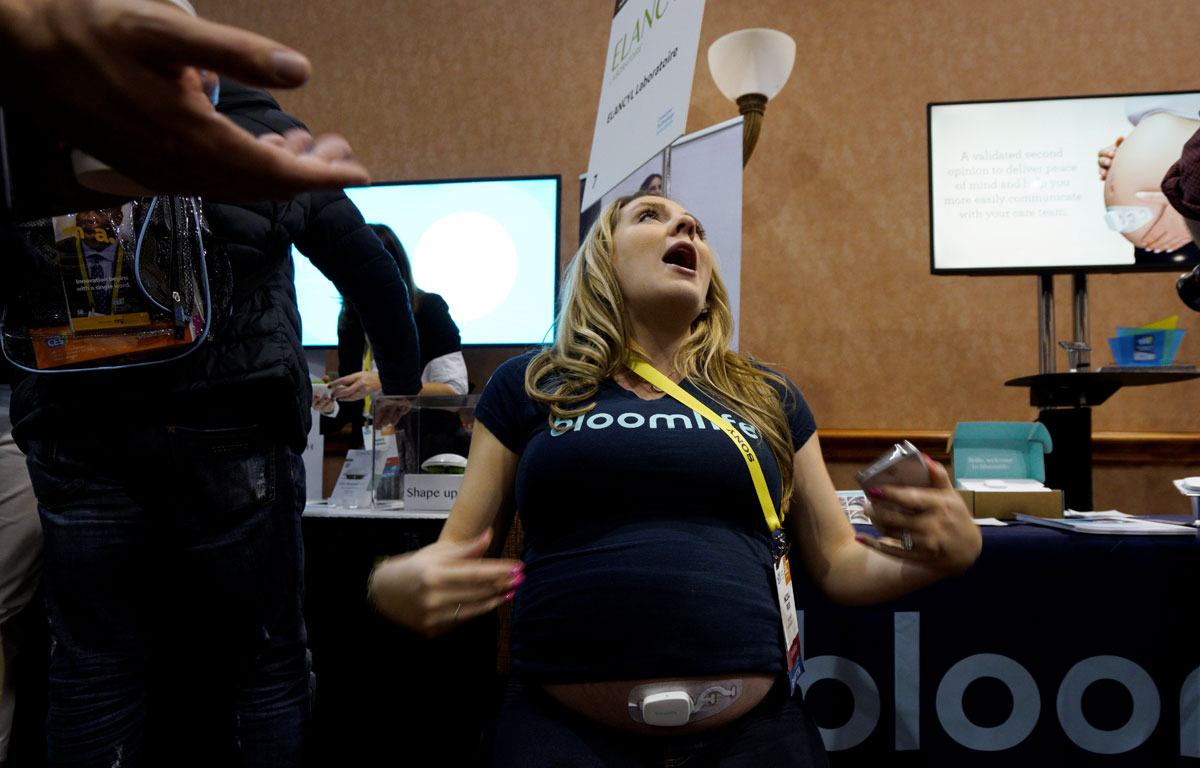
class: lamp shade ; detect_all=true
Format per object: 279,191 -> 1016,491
707,28 -> 796,102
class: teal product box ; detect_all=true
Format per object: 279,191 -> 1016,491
951,422 -> 1052,482
950,422 -> 1063,519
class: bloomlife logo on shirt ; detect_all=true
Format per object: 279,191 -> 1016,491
549,407 -> 760,440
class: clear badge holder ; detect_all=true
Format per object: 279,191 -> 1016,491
2,197 -> 215,373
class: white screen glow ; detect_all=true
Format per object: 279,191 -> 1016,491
293,177 -> 559,346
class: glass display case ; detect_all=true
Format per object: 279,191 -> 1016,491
365,393 -> 478,509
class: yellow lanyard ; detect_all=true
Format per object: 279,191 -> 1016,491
624,352 -> 783,534
362,345 -> 373,416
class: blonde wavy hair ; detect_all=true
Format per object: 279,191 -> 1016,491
525,195 -> 798,517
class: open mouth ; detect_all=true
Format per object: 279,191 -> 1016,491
662,242 -> 698,272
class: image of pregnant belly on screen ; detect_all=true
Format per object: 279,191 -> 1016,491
1099,103 -> 1200,258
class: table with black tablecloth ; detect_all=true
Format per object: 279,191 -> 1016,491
301,506 -> 498,766
302,510 -> 1200,764
795,520 -> 1200,766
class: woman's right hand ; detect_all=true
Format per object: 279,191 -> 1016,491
368,528 -> 524,637
859,456 -> 981,576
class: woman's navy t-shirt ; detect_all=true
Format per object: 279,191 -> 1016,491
474,353 -> 817,683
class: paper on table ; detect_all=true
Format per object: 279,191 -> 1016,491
1015,513 -> 1196,535
837,491 -> 871,525
328,449 -> 373,509
1064,509 -> 1133,519
840,489 -> 1007,526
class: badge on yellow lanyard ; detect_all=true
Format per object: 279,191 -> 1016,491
624,353 -> 803,692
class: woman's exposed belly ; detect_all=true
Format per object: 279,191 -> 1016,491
542,672 -> 777,735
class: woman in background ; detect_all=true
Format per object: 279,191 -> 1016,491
639,173 -> 664,195
315,224 -> 468,453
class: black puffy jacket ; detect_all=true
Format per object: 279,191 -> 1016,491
11,80 -> 421,452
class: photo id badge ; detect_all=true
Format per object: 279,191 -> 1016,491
774,554 -> 803,693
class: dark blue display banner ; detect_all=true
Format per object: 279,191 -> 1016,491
792,522 -> 1200,766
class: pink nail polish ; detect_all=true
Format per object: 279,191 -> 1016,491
866,487 -> 883,499
509,564 -> 524,578
509,573 -> 526,588
505,589 -> 517,601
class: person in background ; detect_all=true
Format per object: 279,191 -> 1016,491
1162,123 -> 1200,245
639,173 -> 664,196
315,223 -> 467,457
0,2 -> 378,765
9,76 -> 421,767
367,193 -> 981,765
1162,124 -> 1200,308
0,369 -> 39,768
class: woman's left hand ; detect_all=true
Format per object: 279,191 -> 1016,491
859,456 -> 982,574
329,370 -> 382,401
312,392 -> 337,414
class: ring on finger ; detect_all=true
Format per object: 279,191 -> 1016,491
900,528 -> 914,551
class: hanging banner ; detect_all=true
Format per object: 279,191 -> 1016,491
580,0 -> 706,212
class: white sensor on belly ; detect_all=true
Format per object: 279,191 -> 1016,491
1104,206 -> 1154,233
640,691 -> 693,727
628,680 -> 742,725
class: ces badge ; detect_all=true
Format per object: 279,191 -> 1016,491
774,552 -> 803,693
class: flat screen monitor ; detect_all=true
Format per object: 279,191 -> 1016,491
928,91 -> 1200,275
293,175 -> 560,346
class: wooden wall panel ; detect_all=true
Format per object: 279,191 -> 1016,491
202,0 -> 1200,511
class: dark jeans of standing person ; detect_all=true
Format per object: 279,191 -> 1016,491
23,419 -> 311,768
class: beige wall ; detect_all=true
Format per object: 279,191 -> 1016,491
207,0 -> 1200,510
